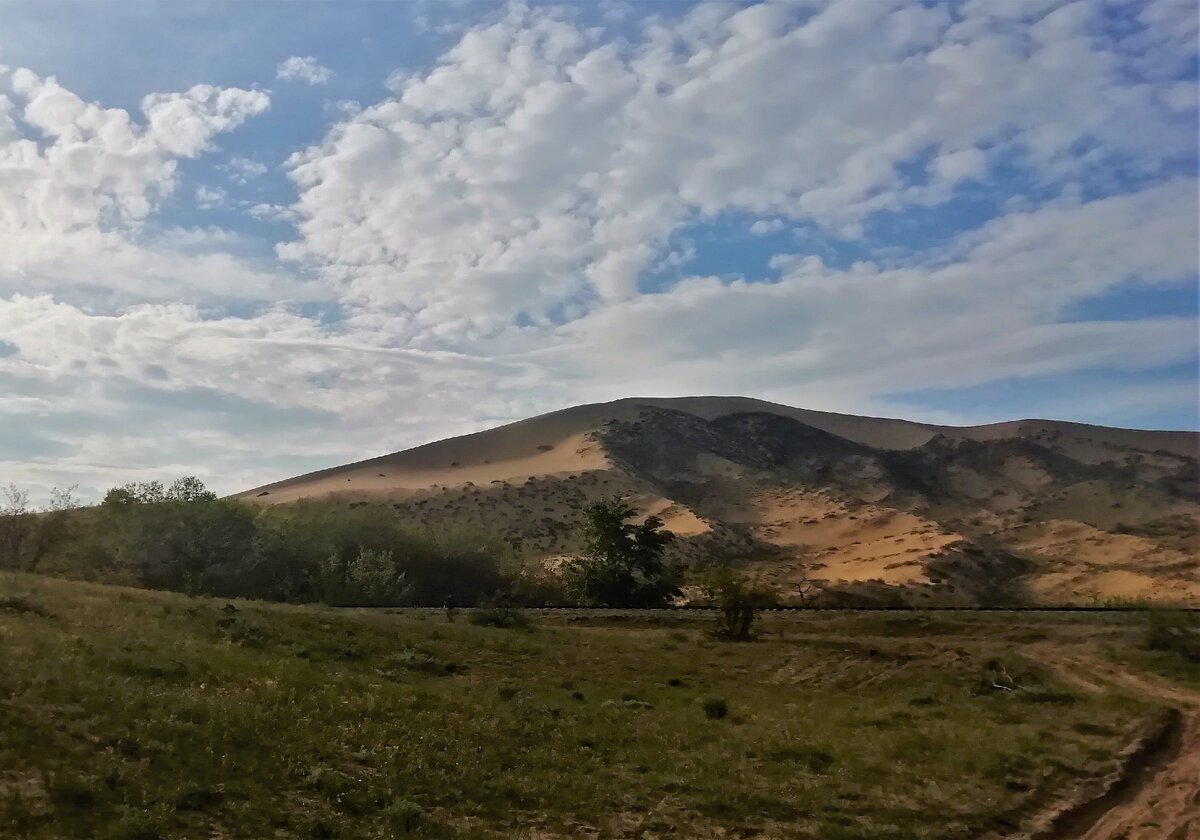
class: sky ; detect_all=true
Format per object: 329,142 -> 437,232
0,0 -> 1197,502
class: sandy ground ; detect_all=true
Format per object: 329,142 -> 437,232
1030,649 -> 1200,840
246,432 -> 610,504
1013,520 -> 1200,605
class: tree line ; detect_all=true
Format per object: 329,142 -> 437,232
0,478 -> 707,609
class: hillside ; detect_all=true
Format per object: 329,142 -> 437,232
238,397 -> 1200,606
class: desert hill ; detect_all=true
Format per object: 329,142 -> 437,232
238,397 -> 1200,606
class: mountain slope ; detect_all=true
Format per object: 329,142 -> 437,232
238,397 -> 1200,606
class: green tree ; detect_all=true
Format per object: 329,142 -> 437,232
703,565 -> 772,640
0,484 -> 79,572
563,496 -> 679,607
318,547 -> 413,607
105,478 -> 258,596
24,486 -> 80,573
167,476 -> 218,502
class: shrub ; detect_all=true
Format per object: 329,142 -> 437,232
468,605 -> 529,628
702,697 -> 728,720
386,799 -> 424,833
318,547 -> 412,607
220,613 -> 271,648
703,566 -> 772,641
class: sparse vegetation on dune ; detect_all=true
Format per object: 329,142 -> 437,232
0,574 -> 1179,839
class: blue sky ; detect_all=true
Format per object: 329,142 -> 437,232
0,0 -> 1196,500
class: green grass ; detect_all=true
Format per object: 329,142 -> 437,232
1107,610 -> 1200,691
0,574 -> 1163,839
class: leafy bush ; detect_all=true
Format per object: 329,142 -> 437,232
108,494 -> 259,596
703,565 -> 773,641
385,798 -> 424,833
45,481 -> 518,607
562,496 -> 680,607
702,697 -> 728,720
318,548 -> 412,607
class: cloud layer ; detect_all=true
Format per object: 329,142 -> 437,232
0,0 -> 1196,500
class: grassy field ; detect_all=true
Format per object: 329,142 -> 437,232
0,574 -> 1178,839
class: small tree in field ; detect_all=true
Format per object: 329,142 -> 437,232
704,566 -> 772,641
563,496 -> 680,607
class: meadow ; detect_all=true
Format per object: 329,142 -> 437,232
0,573 -> 1193,839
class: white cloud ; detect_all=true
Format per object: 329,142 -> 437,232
931,148 -> 988,183
749,219 -> 785,236
0,68 -> 302,307
224,156 -> 268,183
278,0 -> 1196,336
195,185 -> 227,209
542,179 -> 1199,403
248,203 -> 300,223
141,85 -> 270,157
0,69 -> 267,236
276,56 -> 333,85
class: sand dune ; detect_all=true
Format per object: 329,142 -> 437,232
237,396 -> 1199,606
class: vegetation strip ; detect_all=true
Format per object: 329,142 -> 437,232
2,574 -> 1179,839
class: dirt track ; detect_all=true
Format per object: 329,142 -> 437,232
1032,650 -> 1199,840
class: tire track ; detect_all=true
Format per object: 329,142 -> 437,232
1029,648 -> 1199,840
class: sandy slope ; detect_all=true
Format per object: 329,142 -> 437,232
236,396 -> 1199,606
241,397 -> 1197,503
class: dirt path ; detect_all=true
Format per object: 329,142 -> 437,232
1031,648 -> 1199,840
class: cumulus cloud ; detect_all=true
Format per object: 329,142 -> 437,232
0,68 -> 267,235
224,156 -> 268,183
278,0 -> 1196,336
247,203 -> 300,223
276,56 -> 333,85
194,185 -> 227,209
749,219 -> 786,236
0,68 -> 308,307
544,179 -> 1199,402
